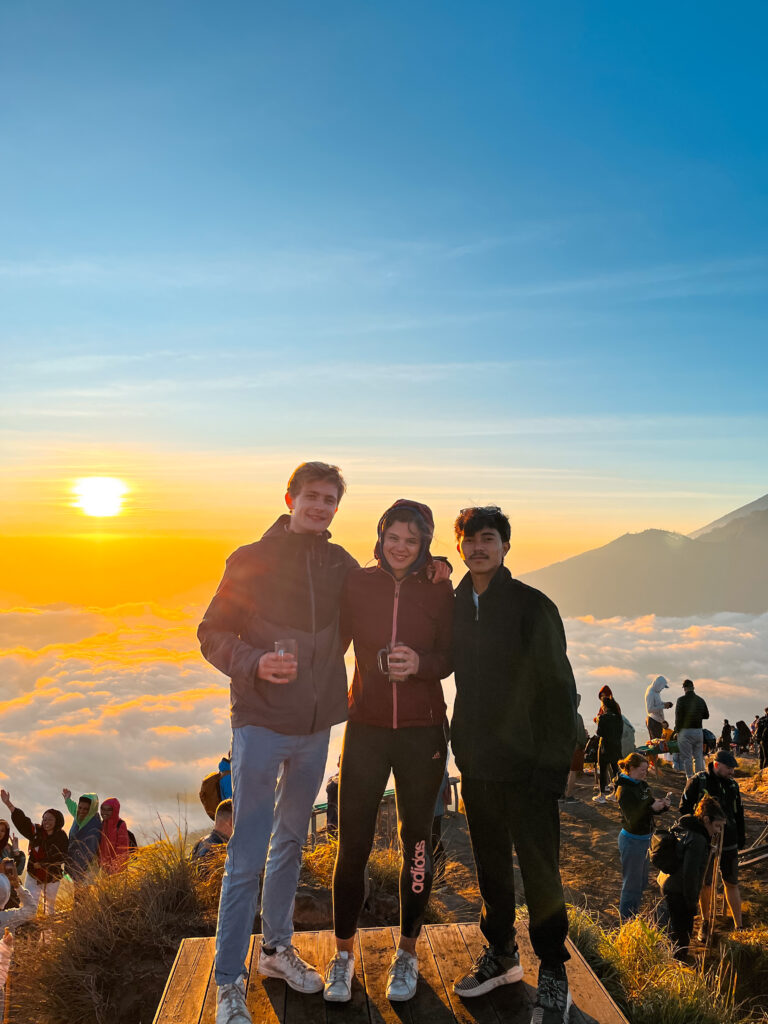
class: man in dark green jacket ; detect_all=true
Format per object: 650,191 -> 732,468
450,506 -> 577,1024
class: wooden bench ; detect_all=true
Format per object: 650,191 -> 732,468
153,923 -> 629,1023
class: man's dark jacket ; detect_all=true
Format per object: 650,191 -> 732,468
198,515 -> 357,734
679,764 -> 745,850
674,690 -> 709,731
451,566 -> 577,793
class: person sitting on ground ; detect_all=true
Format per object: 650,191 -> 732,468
658,795 -> 726,960
679,749 -> 745,940
615,753 -> 670,921
0,790 -> 67,916
62,789 -> 102,895
563,695 -> 588,803
593,695 -> 623,804
192,799 -> 234,872
98,798 -> 130,874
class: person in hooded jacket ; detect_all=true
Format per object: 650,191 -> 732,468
98,797 -> 130,874
657,795 -> 726,960
593,696 -> 623,804
324,500 -> 453,1005
645,675 -> 673,742
615,753 -> 671,920
62,789 -> 102,892
0,789 -> 68,915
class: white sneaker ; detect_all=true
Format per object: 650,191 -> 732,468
257,943 -> 324,993
385,949 -> 419,1001
592,794 -> 606,804
324,950 -> 354,1002
216,977 -> 251,1024
605,792 -> 618,802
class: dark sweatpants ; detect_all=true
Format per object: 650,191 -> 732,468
333,721 -> 447,940
461,777 -> 570,965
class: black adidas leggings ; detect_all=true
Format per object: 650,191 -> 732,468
332,721 -> 447,939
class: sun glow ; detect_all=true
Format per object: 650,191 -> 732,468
73,477 -> 128,517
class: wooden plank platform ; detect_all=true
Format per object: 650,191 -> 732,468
153,924 -> 629,1024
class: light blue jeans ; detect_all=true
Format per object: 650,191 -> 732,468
677,728 -> 704,778
618,830 -> 650,921
214,724 -> 330,985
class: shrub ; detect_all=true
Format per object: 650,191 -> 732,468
9,835 -> 214,1024
566,906 -> 750,1024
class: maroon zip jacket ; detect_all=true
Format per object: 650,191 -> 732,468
341,565 -> 453,729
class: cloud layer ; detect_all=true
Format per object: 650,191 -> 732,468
1,603 -> 766,845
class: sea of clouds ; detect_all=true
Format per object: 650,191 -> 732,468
1,603 -> 766,842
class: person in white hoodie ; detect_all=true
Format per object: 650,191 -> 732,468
645,676 -> 673,743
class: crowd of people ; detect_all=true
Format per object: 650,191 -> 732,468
0,788 -> 136,919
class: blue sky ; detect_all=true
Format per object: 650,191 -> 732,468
1,1 -> 766,559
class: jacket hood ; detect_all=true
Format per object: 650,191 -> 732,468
677,813 -> 711,839
45,808 -> 66,832
218,756 -> 232,774
374,499 -> 435,578
75,793 -> 100,829
598,685 -> 613,699
651,675 -> 669,693
101,797 -> 121,819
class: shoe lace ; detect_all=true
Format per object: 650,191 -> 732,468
281,944 -> 311,976
536,970 -> 565,1009
391,953 -> 416,983
220,983 -> 246,1013
476,946 -> 499,973
328,955 -> 350,983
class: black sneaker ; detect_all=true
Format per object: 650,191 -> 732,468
453,946 -> 523,997
530,962 -> 571,1023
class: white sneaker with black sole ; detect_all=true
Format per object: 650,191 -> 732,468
385,949 -> 419,1001
257,944 -> 324,993
453,946 -> 524,997
216,976 -> 251,1024
324,950 -> 355,1002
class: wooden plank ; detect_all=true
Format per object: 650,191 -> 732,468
411,927 -> 465,1023
424,923 -> 501,1024
460,923 -> 534,1022
564,941 -> 630,1024
315,929 -> 370,1024
153,936 -> 214,1024
358,927 -> 411,1024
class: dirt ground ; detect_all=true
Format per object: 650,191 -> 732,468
434,755 -> 768,947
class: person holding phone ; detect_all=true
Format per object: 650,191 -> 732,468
614,753 -> 671,921
324,500 -> 453,1004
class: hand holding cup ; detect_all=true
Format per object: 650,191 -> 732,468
258,640 -> 299,685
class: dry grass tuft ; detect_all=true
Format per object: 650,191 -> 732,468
566,905 -> 764,1024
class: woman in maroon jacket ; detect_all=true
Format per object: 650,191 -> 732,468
324,500 -> 453,1005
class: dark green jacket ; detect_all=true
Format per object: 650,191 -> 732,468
451,566 -> 577,792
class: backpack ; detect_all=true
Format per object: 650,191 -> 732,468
199,771 -> 223,821
584,734 -> 600,764
620,715 -> 636,757
649,826 -> 683,874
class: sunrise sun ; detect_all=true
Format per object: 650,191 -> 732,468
73,477 -> 128,517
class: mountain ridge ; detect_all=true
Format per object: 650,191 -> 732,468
519,497 -> 768,617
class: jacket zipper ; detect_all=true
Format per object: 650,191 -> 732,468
391,578 -> 401,729
307,550 -> 319,732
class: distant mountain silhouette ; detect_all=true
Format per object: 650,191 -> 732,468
689,492 -> 768,538
520,500 -> 768,617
